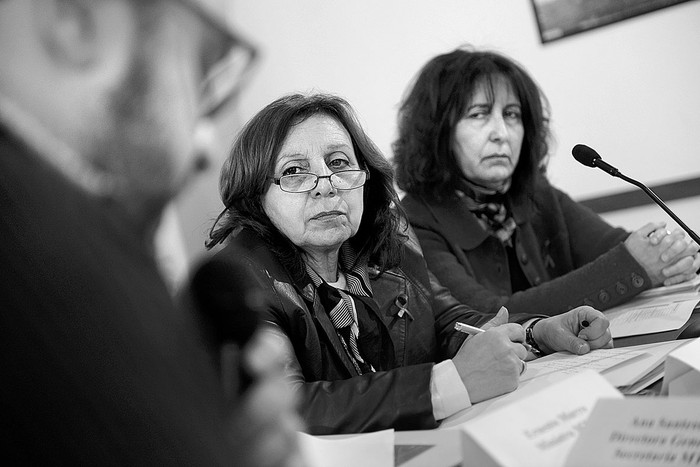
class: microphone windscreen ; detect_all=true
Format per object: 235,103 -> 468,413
190,256 -> 259,347
572,144 -> 601,167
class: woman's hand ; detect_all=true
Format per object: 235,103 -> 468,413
531,306 -> 612,356
625,222 -> 700,287
451,308 -> 528,403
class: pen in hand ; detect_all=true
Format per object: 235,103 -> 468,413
454,321 -> 533,353
453,322 -> 485,335
578,319 -> 590,340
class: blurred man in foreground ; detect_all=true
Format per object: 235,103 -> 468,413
0,0 -> 303,465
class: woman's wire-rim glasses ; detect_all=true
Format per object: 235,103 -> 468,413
269,169 -> 370,193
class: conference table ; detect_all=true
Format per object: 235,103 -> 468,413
389,305 -> 700,467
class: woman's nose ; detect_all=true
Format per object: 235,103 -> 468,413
312,174 -> 337,197
488,114 -> 508,141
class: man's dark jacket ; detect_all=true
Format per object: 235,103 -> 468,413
0,125 -> 236,465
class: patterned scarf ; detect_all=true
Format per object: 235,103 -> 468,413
460,178 -> 517,246
305,243 -> 375,375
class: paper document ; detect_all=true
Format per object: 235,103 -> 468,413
661,337 -> 700,396
601,340 -> 688,388
441,341 -> 693,428
606,295 -> 699,338
299,429 -> 394,467
523,341 -> 689,393
521,348 -> 643,382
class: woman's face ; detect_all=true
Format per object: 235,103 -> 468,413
263,114 -> 365,257
452,76 -> 524,190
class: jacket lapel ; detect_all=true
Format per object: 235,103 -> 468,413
421,191 -> 532,252
422,195 -> 489,251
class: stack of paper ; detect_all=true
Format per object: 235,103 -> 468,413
662,337 -> 700,396
605,287 -> 700,338
523,340 -> 692,394
607,297 -> 699,338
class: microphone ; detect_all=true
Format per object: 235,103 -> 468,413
572,144 -> 700,245
190,256 -> 262,395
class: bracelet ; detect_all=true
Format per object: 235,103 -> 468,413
525,318 -> 545,357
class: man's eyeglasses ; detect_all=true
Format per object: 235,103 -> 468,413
176,0 -> 260,117
199,39 -> 258,117
270,170 -> 370,193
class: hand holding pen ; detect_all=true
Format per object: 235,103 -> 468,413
450,308 -> 531,404
455,319 -> 533,347
515,306 -> 613,357
454,307 -> 530,375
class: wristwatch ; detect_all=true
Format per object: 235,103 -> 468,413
525,318 -> 545,357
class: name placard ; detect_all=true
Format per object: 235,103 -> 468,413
662,338 -> 700,397
564,398 -> 700,467
460,370 -> 622,467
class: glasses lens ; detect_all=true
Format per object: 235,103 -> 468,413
280,174 -> 318,192
199,44 -> 257,117
332,170 -> 367,189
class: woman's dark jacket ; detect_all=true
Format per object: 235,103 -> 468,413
401,178 -> 651,317
213,227 -> 536,434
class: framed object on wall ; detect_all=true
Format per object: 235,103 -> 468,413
531,0 -> 693,43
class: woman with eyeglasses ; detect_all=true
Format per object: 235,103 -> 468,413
205,93 -> 612,435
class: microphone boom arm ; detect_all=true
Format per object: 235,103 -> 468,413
614,171 -> 700,245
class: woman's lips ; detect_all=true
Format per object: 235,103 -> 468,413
311,210 -> 344,221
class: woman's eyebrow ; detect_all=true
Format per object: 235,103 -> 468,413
277,151 -> 308,161
465,103 -> 489,112
325,142 -> 352,152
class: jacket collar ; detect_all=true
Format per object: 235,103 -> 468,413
304,242 -> 373,298
417,190 -> 532,251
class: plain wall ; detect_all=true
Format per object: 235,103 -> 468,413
167,0 -> 700,280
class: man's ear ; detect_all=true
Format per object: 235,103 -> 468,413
34,0 -> 137,72
33,0 -> 100,68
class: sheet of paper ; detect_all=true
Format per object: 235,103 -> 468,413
520,348 -> 643,383
564,398 -> 700,467
662,337 -> 700,396
617,365 -> 664,395
442,340 -> 692,428
299,429 -> 394,467
606,296 -> 699,338
601,339 -> 689,387
460,370 -> 622,467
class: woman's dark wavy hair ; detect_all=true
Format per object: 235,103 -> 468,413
393,46 -> 551,201
207,93 -> 407,280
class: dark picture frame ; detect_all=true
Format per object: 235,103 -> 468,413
531,0 -> 693,43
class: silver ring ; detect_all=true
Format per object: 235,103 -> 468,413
520,360 -> 527,376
